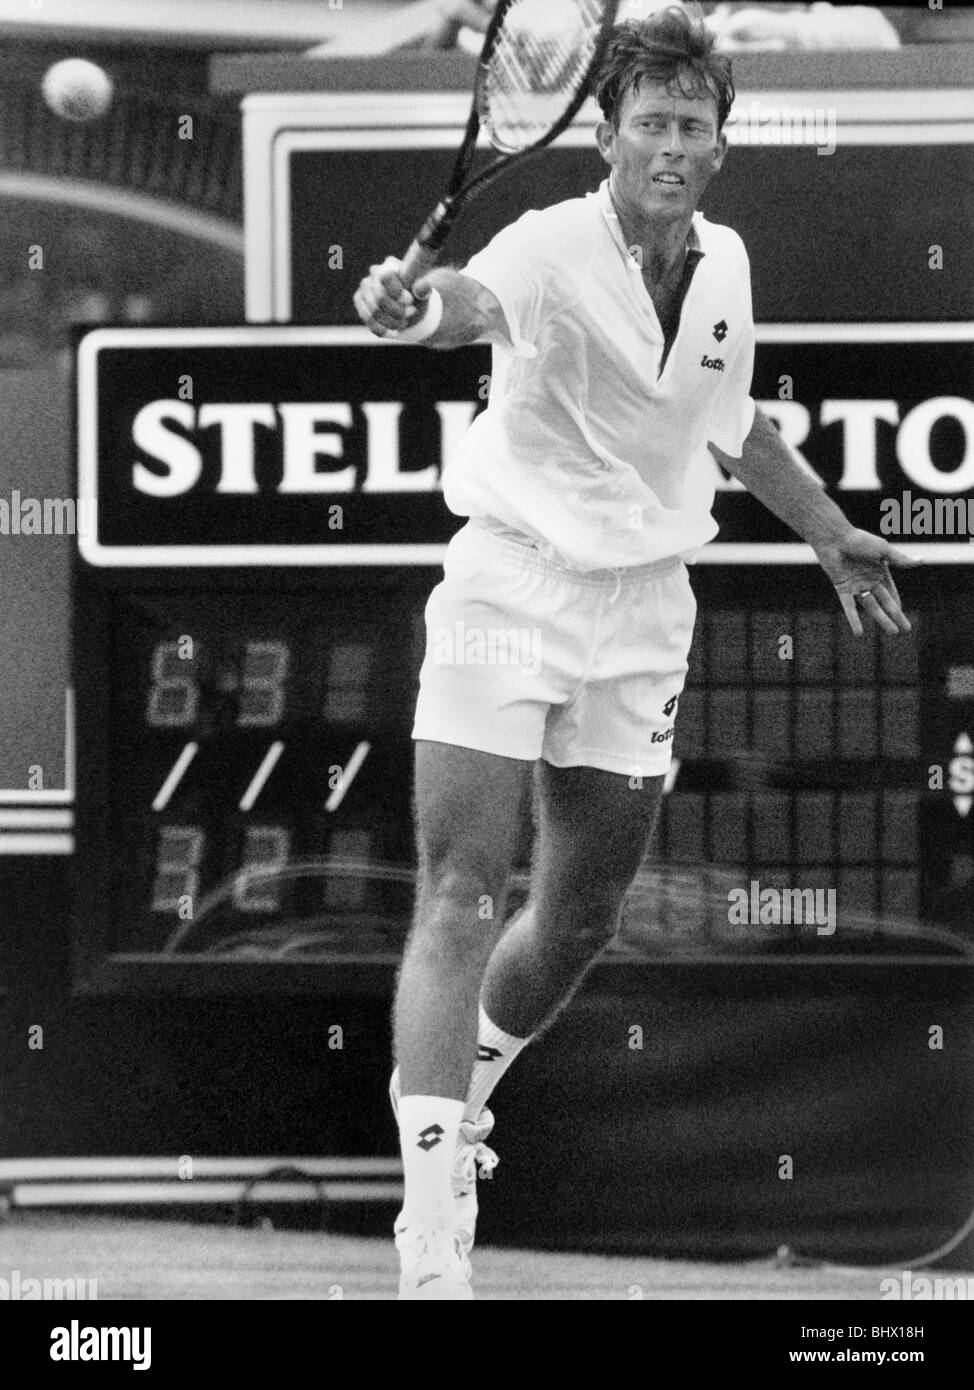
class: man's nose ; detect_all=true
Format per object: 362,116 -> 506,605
661,120 -> 686,155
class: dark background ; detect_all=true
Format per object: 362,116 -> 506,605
291,143 -> 974,325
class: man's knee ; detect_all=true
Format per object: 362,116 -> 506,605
532,885 -> 628,953
422,860 -> 504,909
413,857 -> 509,953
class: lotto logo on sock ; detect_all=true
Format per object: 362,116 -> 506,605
416,1124 -> 445,1151
477,1045 -> 503,1062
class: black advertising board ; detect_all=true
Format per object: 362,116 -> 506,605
78,324 -> 974,565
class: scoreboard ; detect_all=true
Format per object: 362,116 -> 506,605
71,324 -> 974,992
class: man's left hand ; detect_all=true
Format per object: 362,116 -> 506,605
814,528 -> 917,637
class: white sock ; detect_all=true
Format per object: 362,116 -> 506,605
397,1095 -> 465,1227
463,1003 -> 533,1123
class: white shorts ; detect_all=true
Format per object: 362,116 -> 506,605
412,518 -> 697,776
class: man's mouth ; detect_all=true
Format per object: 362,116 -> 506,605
652,172 -> 685,186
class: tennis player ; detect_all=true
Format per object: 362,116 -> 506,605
354,5 -> 913,1300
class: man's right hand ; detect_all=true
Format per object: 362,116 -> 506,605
354,256 -> 433,337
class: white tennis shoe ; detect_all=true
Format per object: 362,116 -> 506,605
395,1219 -> 473,1301
389,1070 -> 500,1260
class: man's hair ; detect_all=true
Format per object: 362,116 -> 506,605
595,6 -> 735,132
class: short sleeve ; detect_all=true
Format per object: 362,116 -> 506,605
707,240 -> 755,457
459,211 -> 558,359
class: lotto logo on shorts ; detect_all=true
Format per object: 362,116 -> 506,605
651,726 -> 675,744
416,1124 -> 445,1151
700,355 -> 725,372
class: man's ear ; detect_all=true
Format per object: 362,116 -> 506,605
596,119 -> 617,168
711,128 -> 728,173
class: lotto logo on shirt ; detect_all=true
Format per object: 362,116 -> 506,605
700,355 -> 726,372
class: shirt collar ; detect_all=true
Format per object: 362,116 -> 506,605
595,178 -> 705,263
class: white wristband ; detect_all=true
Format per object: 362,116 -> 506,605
396,287 -> 443,343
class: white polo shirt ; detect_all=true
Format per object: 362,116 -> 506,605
443,178 -> 755,571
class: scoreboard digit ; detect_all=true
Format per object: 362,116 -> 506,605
116,589 -> 423,934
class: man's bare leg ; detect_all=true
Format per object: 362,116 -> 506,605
392,738 -> 531,1298
394,740 -> 531,1099
392,749 -> 664,1296
470,763 -> 665,1101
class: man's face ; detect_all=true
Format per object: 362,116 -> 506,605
597,78 -> 727,219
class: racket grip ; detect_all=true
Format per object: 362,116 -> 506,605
399,239 -> 441,290
399,198 -> 456,288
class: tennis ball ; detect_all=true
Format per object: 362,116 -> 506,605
41,59 -> 114,123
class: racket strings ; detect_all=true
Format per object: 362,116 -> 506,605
482,0 -> 606,151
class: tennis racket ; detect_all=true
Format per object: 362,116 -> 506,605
398,0 -> 620,288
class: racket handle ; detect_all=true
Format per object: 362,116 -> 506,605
399,239 -> 441,290
399,198 -> 457,288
